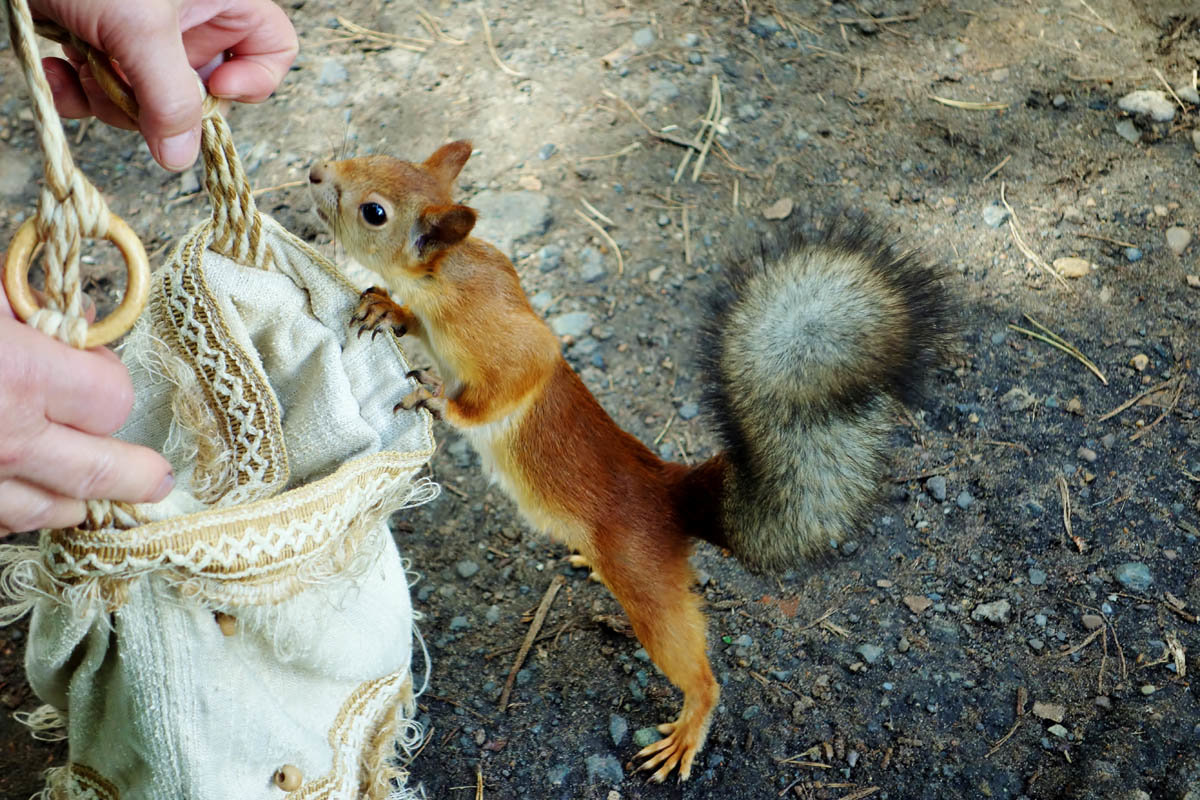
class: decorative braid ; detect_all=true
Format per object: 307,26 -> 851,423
5,0 -> 111,347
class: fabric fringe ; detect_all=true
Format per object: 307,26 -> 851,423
13,704 -> 67,742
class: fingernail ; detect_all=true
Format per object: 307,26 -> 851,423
151,471 -> 176,502
159,128 -> 200,171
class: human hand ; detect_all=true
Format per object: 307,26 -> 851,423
30,0 -> 298,171
0,289 -> 175,537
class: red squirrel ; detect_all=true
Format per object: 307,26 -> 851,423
308,141 -> 954,782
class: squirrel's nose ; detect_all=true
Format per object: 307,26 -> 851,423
308,164 -> 328,185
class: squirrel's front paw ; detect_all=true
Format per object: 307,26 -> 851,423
394,369 -> 446,418
352,286 -> 412,339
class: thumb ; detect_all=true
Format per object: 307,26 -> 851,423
104,10 -> 202,171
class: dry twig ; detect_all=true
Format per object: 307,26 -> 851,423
574,209 -> 624,276
499,575 -> 564,710
478,8 -> 526,78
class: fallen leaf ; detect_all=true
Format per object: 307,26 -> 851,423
1032,701 -> 1066,723
763,197 -> 794,220
1052,256 -> 1092,278
903,595 -> 932,614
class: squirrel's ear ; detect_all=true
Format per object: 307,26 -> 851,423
423,140 -> 473,186
415,204 -> 476,253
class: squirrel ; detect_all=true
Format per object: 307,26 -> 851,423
308,140 -> 956,782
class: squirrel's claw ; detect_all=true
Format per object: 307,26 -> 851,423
633,719 -> 701,783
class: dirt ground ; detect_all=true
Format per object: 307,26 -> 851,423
2,1 -> 1199,798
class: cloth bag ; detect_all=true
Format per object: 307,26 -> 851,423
0,11 -> 437,796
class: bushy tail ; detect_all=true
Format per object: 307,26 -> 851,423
678,218 -> 955,571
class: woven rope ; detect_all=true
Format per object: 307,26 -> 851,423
5,0 -> 109,347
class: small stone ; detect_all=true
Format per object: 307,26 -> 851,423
585,754 -> 624,784
1114,562 -> 1152,591
1166,227 -> 1192,255
1140,684 -> 1157,696
456,560 -> 480,579
1052,94 -> 1067,108
1192,129 -> 1200,153
550,311 -> 593,338
609,714 -> 628,746
956,491 -> 974,510
1188,275 -> 1200,289
1077,446 -> 1097,463
647,265 -> 666,283
736,102 -> 761,122
317,59 -> 349,85
1000,387 -> 1036,412
748,16 -> 782,37
1028,638 -> 1044,651
794,127 -> 812,147
538,244 -> 564,273
680,33 -> 700,47
1114,119 -> 1141,144
1130,353 -> 1149,372
1177,84 -> 1200,105
1117,89 -> 1176,122
631,27 -> 655,48
485,605 -> 501,625
1081,614 -> 1104,631
982,203 -> 1009,228
1047,724 -> 1069,739
1033,701 -> 1065,722
971,599 -> 1011,624
449,615 -> 471,631
547,765 -> 571,785
763,197 -> 794,220
578,246 -> 607,283
648,78 -> 679,105
904,595 -> 932,614
1028,568 -> 1047,586
632,727 -> 662,747
537,143 -> 557,161
926,475 -> 948,502
856,644 -> 884,665
677,401 -> 700,420
179,168 -> 200,196
1125,247 -> 1143,262
741,705 -> 761,720
1094,695 -> 1112,710
1053,257 -> 1091,278
897,636 -> 911,653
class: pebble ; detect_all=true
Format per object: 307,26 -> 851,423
904,595 -> 932,614
1052,94 -> 1067,108
631,27 -> 655,48
956,491 -> 974,510
742,705 -> 761,720
971,599 -> 1011,624
1028,638 -> 1044,651
578,246 -> 607,283
982,203 -> 1009,228
1178,84 -> 1200,105
1077,446 -> 1097,463
1117,89 -> 1176,122
1114,562 -> 1152,591
456,560 -> 480,579
1035,613 -> 1048,628
471,190 -> 552,256
649,78 -> 680,105
317,59 -> 349,85
179,168 -> 200,196
609,714 -> 628,746
1140,684 -> 1157,696
449,615 -> 470,631
1028,568 -> 1047,586
537,143 -> 557,161
632,727 -> 662,747
547,765 -> 570,785
549,311 -> 593,338
925,475 -> 948,502
1124,247 -> 1143,263
538,244 -> 563,273
794,127 -> 812,147
688,52 -> 703,65
585,754 -> 624,784
749,16 -> 782,37
1193,129 -> 1200,153
897,636 -> 911,653
677,401 -> 700,420
680,33 -> 700,47
1048,724 -> 1069,739
841,540 -> 859,556
1114,119 -> 1141,144
1081,614 -> 1104,631
485,605 -> 501,625
1000,387 -> 1035,412
736,102 -> 761,122
1166,227 -> 1192,255
856,644 -> 884,665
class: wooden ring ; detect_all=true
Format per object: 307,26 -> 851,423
3,213 -> 150,348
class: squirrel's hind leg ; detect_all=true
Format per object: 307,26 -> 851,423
590,538 -> 719,782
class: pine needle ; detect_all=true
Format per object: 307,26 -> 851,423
1008,314 -> 1107,385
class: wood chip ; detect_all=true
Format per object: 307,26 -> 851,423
1032,701 -> 1065,723
1052,256 -> 1092,278
903,595 -> 932,614
763,197 -> 794,220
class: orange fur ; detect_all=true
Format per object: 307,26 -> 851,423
310,142 -> 723,781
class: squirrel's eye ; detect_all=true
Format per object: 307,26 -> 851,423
359,202 -> 388,226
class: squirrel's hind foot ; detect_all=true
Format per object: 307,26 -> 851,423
633,716 -> 707,783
